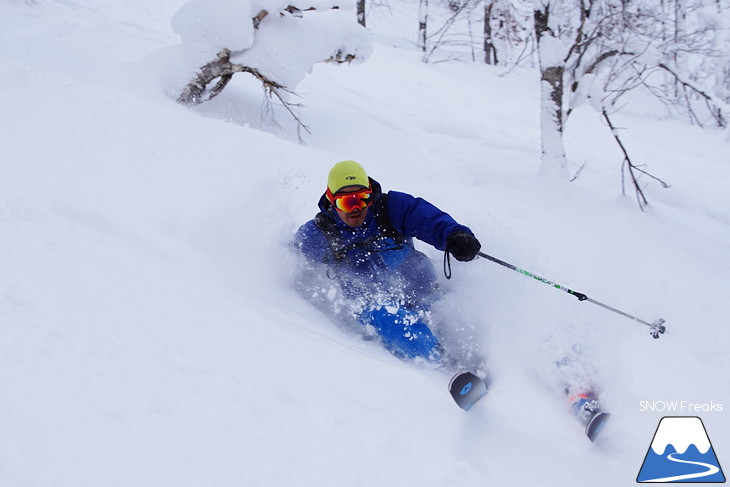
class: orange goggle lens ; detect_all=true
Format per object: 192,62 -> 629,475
330,190 -> 372,213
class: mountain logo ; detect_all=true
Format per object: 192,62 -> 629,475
637,416 -> 725,483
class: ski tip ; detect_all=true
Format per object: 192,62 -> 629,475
586,412 -> 611,442
449,371 -> 488,411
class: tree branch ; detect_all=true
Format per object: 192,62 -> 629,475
177,49 -> 311,135
602,109 -> 670,211
176,4 -> 353,137
658,62 -> 728,128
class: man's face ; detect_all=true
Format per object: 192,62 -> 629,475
332,186 -> 370,228
336,205 -> 368,228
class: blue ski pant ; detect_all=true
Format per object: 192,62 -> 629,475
359,305 -> 442,361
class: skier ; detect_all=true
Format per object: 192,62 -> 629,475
292,160 -> 481,363
292,161 -> 610,437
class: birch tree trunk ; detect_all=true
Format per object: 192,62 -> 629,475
534,1 -> 568,178
484,1 -> 497,64
357,0 -> 366,27
418,0 -> 428,52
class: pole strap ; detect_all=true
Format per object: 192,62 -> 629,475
443,249 -> 452,280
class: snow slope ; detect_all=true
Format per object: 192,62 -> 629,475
1,1 -> 729,486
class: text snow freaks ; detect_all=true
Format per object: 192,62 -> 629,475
640,401 -> 724,413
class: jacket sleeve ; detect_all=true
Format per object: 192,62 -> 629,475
292,220 -> 330,263
385,191 -> 473,251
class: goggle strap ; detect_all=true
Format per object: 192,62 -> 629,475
326,187 -> 372,202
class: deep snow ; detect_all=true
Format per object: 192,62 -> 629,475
1,1 -> 729,486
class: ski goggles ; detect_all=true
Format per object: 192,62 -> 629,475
327,188 -> 373,213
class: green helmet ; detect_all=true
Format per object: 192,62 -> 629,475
327,160 -> 369,194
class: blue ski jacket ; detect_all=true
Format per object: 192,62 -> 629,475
293,178 -> 473,308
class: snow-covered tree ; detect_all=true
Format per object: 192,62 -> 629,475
530,0 -> 730,181
357,0 -> 366,26
563,0 -> 730,129
483,0 -> 532,66
533,0 -> 570,177
168,0 -> 372,132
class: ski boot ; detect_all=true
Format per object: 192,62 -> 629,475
568,391 -> 610,441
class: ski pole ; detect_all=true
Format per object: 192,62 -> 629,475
476,251 -> 667,339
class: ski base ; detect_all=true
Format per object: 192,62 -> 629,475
585,411 -> 610,442
449,371 -> 488,411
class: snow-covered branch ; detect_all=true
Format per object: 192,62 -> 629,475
657,62 -> 729,128
168,0 -> 372,133
177,48 -> 312,135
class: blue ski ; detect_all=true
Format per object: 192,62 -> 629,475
449,371 -> 488,411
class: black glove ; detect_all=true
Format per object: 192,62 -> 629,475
446,231 -> 481,262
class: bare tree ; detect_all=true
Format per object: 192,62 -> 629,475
422,0 -> 477,61
418,0 -> 429,52
602,109 -> 670,211
566,0 -> 730,128
484,0 -> 533,66
484,0 -> 498,64
417,0 -> 531,64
